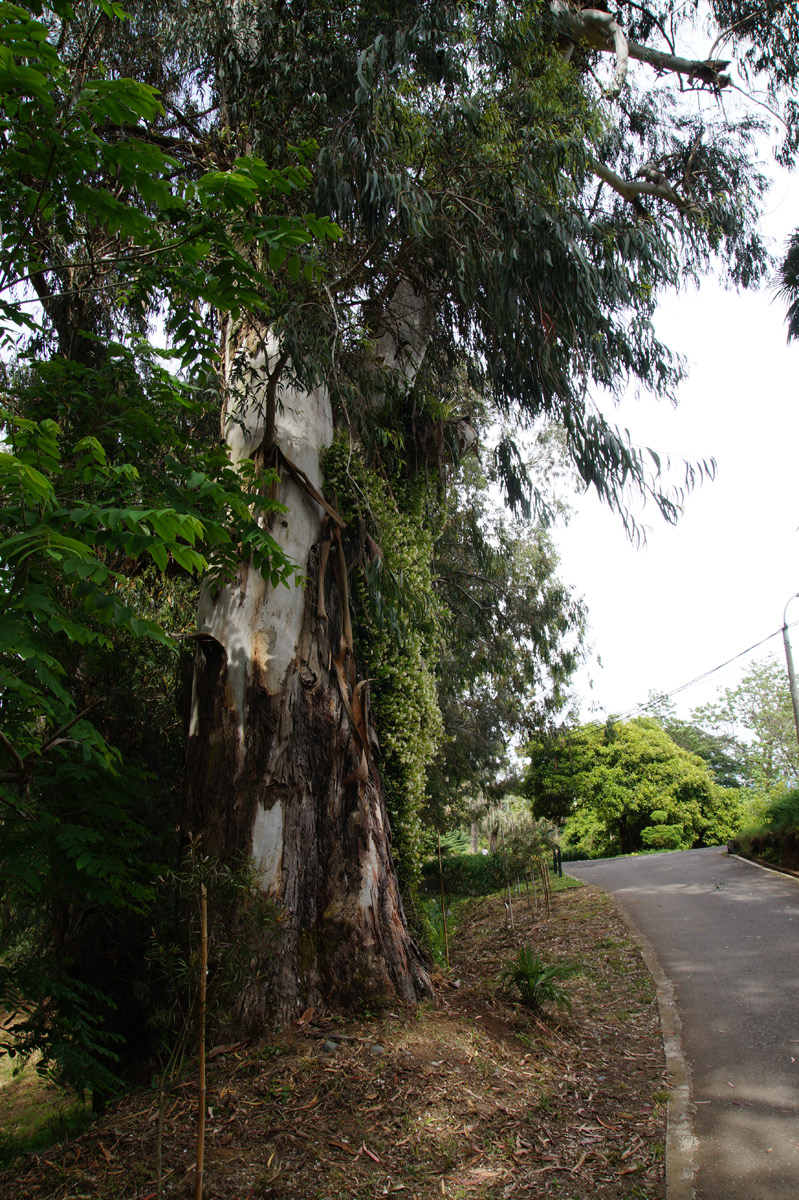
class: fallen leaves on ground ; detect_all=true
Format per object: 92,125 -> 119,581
2,884 -> 666,1199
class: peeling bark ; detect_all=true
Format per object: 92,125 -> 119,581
183,287 -> 436,1025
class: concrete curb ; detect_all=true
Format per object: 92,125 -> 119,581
610,897 -> 696,1200
728,850 -> 799,884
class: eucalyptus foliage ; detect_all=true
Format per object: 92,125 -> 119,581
2,0 -> 798,1083
428,444 -> 586,824
65,0 -> 779,519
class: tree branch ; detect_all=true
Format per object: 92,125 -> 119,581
627,40 -> 731,89
588,155 -> 687,210
0,729 -> 25,774
0,701 -> 102,785
38,700 -> 102,757
550,3 -> 731,93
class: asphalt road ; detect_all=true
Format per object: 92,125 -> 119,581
566,847 -> 799,1200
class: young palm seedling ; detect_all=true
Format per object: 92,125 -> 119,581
499,948 -> 581,1015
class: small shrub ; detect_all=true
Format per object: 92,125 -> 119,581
641,824 -> 683,850
499,948 -> 580,1015
765,789 -> 799,833
418,897 -> 456,966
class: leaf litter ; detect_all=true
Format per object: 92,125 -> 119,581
2,883 -> 666,1199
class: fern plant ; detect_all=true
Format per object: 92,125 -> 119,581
499,948 -> 580,1015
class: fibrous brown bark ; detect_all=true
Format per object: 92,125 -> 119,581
182,301 -> 434,1026
183,524 -> 431,1025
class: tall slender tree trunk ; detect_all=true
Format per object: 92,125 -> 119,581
183,293 -> 434,1026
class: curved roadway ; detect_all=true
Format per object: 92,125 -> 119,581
566,846 -> 799,1200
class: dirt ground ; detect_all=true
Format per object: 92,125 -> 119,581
2,883 -> 667,1200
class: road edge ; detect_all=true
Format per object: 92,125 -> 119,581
728,850 -> 799,884
608,895 -> 697,1200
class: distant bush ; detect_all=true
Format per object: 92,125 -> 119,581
560,847 -> 592,862
420,849 -> 575,896
420,853 -> 506,896
641,824 -> 684,850
765,789 -> 799,833
729,787 -> 799,871
420,828 -> 472,858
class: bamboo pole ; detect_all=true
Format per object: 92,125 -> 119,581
541,854 -> 552,916
437,833 -> 450,968
500,827 -> 514,932
195,884 -> 208,1200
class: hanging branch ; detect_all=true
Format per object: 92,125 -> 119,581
0,699 -> 102,785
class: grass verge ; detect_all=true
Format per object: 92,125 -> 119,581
0,1053 -> 90,1166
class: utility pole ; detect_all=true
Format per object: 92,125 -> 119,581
781,595 -> 799,755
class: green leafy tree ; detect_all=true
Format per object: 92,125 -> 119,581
693,658 -> 799,793
427,456 -> 586,828
5,0 -> 799,1039
526,718 -> 744,858
163,0 -> 797,1016
0,0 -> 334,1092
645,693 -> 748,790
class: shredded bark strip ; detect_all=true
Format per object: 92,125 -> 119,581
3,884 -> 667,1199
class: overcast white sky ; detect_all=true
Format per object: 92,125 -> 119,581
553,170 -> 799,723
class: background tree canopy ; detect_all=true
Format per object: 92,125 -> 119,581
525,717 -> 745,858
2,0 -> 799,1091
691,658 -> 799,794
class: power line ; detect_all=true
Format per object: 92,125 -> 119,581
585,618 -> 799,728
624,625 -> 786,715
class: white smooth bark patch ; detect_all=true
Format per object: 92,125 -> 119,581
252,801 -> 284,893
188,670 -> 200,739
198,346 -> 335,732
375,278 -> 433,385
358,835 -> 380,917
260,374 -> 334,692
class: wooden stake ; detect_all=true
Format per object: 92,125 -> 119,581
195,883 -> 208,1200
437,833 -> 450,968
500,828 -> 514,932
539,854 -> 552,917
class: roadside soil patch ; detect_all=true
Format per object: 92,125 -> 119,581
2,884 -> 666,1199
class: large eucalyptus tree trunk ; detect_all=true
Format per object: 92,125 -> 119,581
182,288 -> 434,1026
